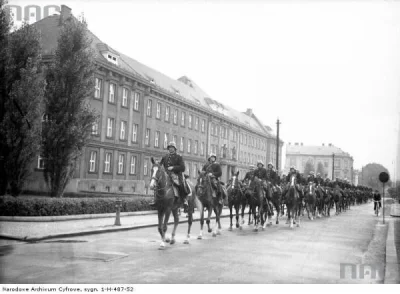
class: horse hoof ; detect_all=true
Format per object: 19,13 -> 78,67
276,221 -> 279,225
228,226 -> 233,231
170,239 -> 176,245
239,226 -> 242,230
197,235 -> 203,240
212,233 -> 217,237
183,240 -> 189,245
236,223 -> 240,228
165,238 -> 171,243
217,231 -> 222,236
208,229 -> 212,233
159,242 -> 166,249
296,223 -> 300,227
311,217 -> 314,221
262,227 -> 265,231
253,228 -> 258,232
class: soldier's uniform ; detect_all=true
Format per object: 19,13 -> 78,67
307,171 -> 315,184
159,142 -> 189,201
266,162 -> 278,193
202,153 -> 225,201
243,166 -> 255,183
314,174 -> 324,187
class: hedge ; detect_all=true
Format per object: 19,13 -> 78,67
0,196 -> 152,216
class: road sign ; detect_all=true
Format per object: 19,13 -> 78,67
379,172 -> 389,183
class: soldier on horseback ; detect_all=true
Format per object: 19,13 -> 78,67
243,165 -> 256,183
307,171 -> 315,184
314,173 -> 324,187
156,141 -> 190,209
202,153 -> 226,204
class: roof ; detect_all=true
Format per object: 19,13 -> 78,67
32,12 -> 271,136
286,144 -> 352,158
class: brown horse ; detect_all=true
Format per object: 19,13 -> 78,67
304,182 -> 317,221
286,174 -> 300,228
195,171 -> 223,238
227,170 -> 246,231
149,157 -> 197,249
248,177 -> 266,232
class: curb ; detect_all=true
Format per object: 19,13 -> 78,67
0,210 -> 159,222
0,212 -> 236,242
384,219 -> 400,284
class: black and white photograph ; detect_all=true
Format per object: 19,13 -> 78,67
0,0 -> 400,287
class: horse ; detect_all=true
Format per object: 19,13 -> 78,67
247,177 -> 266,231
315,185 -> 325,218
149,157 -> 197,249
333,187 -> 343,215
304,182 -> 317,221
227,170 -> 246,231
195,171 -> 224,238
286,174 -> 300,228
242,181 -> 255,225
266,183 -> 282,225
323,187 -> 333,217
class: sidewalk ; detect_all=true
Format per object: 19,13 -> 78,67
0,207 -> 250,242
384,203 -> 400,284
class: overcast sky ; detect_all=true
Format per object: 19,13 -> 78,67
9,0 -> 400,175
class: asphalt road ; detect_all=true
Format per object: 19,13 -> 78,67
0,203 -> 388,284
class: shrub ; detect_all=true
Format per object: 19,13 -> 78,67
0,196 -> 152,216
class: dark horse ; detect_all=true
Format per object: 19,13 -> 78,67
315,185 -> 325,218
227,170 -> 247,231
149,157 -> 197,249
196,171 -> 223,238
287,174 -> 300,228
304,182 -> 317,221
333,186 -> 343,215
248,177 -> 267,231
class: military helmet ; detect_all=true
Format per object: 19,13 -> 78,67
208,153 -> 217,160
290,165 -> 296,171
249,164 -> 255,170
267,162 -> 274,168
309,171 -> 315,175
257,160 -> 264,167
167,141 -> 177,150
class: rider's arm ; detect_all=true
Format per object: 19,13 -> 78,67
171,155 -> 185,173
212,164 -> 222,178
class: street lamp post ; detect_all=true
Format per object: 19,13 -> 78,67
276,119 -> 281,172
332,153 -> 335,180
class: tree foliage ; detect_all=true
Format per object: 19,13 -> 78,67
360,163 -> 391,191
303,160 -> 315,176
0,1 -> 45,196
316,162 -> 325,177
387,181 -> 400,200
42,17 -> 98,197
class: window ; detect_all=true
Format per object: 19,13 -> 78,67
181,112 -> 185,127
334,159 -> 341,168
195,117 -> 199,130
106,118 -> 114,138
37,155 -> 45,169
91,121 -> 99,135
130,155 -> 137,174
173,135 -> 177,144
180,137 -> 184,152
146,99 -> 152,116
109,83 -> 116,103
89,151 -> 97,172
120,121 -> 126,140
133,92 -> 140,111
144,159 -> 148,176
122,88 -> 128,107
210,123 -> 214,136
344,159 -> 348,168
154,131 -> 160,147
165,106 -> 170,122
335,171 -> 341,178
164,133 -> 168,148
132,124 -> 138,143
118,154 -> 125,174
104,152 -> 112,173
324,161 -> 329,168
173,109 -> 178,124
201,142 -> 205,156
145,129 -> 150,146
188,115 -> 192,129
187,139 -> 191,153
201,119 -> 205,133
193,164 -> 197,177
156,102 -> 161,119
94,78 -> 102,99
221,127 -> 225,138
194,140 -> 198,154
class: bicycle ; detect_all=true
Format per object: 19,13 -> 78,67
373,199 -> 381,216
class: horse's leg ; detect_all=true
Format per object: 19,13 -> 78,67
206,206 -> 213,233
170,208 -> 179,245
198,203 -> 204,240
228,203 -> 233,231
216,205 -> 223,235
297,203 -> 301,227
164,208 -> 172,243
212,206 -> 218,237
239,201 -> 245,229
253,204 -> 258,232
184,199 -> 193,244
235,202 -> 240,228
158,210 -> 166,249
275,200 -> 280,225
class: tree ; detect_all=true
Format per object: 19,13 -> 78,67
360,163 -> 391,191
316,162 -> 325,177
388,181 -> 400,201
0,1 -> 46,196
303,160 -> 315,176
42,17 -> 98,197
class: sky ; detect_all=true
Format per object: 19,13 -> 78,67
7,0 -> 400,176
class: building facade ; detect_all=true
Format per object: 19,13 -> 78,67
23,6 -> 284,195
284,143 -> 354,182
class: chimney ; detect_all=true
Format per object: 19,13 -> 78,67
295,142 -> 299,146
59,5 -> 72,25
322,143 -> 325,146
301,142 -> 303,146
328,143 -> 332,147
288,142 -> 291,145
245,108 -> 253,116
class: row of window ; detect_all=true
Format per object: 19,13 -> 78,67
89,151 -> 138,174
95,78 -> 206,132
287,157 -> 350,170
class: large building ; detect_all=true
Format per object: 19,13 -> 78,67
284,142 -> 354,182
23,5 -> 283,195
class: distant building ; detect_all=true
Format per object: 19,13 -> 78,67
396,112 -> 400,183
284,143 -> 354,182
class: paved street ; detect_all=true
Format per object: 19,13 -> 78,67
0,203 -> 390,283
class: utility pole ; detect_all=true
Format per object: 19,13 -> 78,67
276,119 -> 281,173
332,153 -> 335,180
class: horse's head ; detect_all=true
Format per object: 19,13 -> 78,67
196,170 -> 209,195
149,157 -> 164,190
230,170 -> 240,190
290,174 -> 296,186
